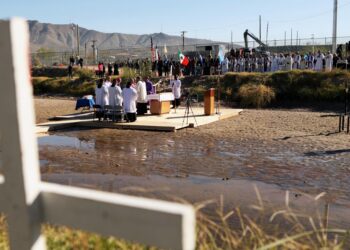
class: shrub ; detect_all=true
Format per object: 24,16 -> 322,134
75,68 -> 95,81
238,84 -> 276,108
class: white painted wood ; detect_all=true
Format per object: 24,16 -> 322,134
0,18 -> 45,250
0,18 -> 196,250
40,182 -> 195,250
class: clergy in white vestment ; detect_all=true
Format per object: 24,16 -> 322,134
314,51 -> 325,71
136,76 -> 148,115
271,54 -> 279,72
172,75 -> 182,108
285,54 -> 293,71
221,57 -> 229,74
109,78 -> 123,107
294,53 -> 301,69
325,51 -> 333,72
122,80 -> 138,122
95,79 -> 109,107
278,54 -> 285,71
103,76 -> 112,87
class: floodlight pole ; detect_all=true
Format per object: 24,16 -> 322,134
181,31 -> 187,51
332,0 -> 338,53
76,24 -> 80,56
259,15 -> 262,41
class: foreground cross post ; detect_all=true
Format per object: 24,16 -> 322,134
0,18 -> 195,250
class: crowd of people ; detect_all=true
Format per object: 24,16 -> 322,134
94,50 -> 341,80
220,50 -> 336,73
94,75 -> 181,122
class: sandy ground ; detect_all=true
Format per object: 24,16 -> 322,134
35,97 -> 77,124
36,97 -> 350,226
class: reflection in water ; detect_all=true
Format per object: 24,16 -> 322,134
41,173 -> 350,228
39,135 -> 95,150
38,129 -> 350,207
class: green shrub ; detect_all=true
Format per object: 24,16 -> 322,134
121,67 -> 137,81
75,68 -> 95,81
32,77 -> 95,97
238,84 -> 276,108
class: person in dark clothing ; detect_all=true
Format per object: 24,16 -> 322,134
68,64 -> 73,79
78,58 -> 83,68
69,56 -> 75,66
157,59 -> 163,77
102,63 -> 106,76
108,63 -> 113,75
113,62 -> 119,75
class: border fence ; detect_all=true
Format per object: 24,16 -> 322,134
30,36 -> 350,67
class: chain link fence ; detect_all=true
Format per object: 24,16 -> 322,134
31,36 -> 350,66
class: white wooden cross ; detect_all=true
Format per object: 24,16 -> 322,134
0,18 -> 195,250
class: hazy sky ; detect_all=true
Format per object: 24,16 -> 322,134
1,0 -> 349,42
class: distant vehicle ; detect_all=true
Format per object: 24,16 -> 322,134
243,29 -> 269,57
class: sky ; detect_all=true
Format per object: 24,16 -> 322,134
0,0 -> 350,43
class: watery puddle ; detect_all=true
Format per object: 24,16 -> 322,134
38,128 -> 350,226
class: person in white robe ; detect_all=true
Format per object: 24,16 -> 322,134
103,76 -> 112,87
285,54 -> 293,71
315,51 -> 325,71
108,78 -> 123,107
136,76 -> 147,115
300,55 -> 307,70
325,51 -> 333,72
239,57 -> 245,72
271,54 -> 279,72
95,79 -> 109,107
172,75 -> 182,108
221,57 -> 229,74
278,54 -> 285,71
122,80 -> 138,122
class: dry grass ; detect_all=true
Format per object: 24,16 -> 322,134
0,215 -> 9,250
1,190 -> 349,249
238,84 -> 275,108
194,190 -> 350,249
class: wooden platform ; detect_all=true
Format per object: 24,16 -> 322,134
37,107 -> 242,133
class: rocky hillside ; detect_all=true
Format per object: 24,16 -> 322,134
28,20 -> 217,52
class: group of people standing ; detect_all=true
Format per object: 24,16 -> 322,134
94,75 -> 182,122
97,62 -> 120,77
226,50 -> 334,73
182,50 -> 335,75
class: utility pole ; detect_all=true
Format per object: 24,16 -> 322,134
84,42 -> 87,60
71,23 -> 75,55
296,31 -> 299,47
259,15 -> 262,41
266,22 -> 269,45
332,0 -> 338,53
76,24 -> 80,56
284,31 -> 287,46
181,31 -> 187,51
91,40 -> 97,64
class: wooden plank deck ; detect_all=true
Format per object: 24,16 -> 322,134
37,107 -> 243,133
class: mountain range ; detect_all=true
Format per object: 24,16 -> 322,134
28,20 -> 219,52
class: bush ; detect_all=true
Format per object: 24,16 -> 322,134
75,68 -> 95,81
238,84 -> 276,108
32,77 -> 95,97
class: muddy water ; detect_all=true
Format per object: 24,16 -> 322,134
38,128 -> 350,227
